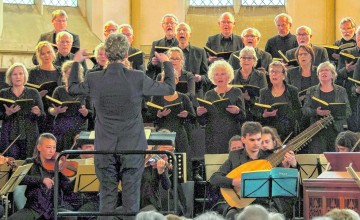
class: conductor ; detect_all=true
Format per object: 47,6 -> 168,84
68,33 -> 175,219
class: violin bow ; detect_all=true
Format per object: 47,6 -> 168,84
1,134 -> 21,156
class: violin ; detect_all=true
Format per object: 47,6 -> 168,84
41,135 -> 80,177
144,145 -> 175,169
42,152 -> 79,177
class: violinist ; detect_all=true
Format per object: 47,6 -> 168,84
140,145 -> 171,211
9,133 -> 74,220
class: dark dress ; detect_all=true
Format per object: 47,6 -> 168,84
198,87 -> 246,154
28,66 -> 62,133
232,68 -> 268,121
51,86 -> 92,152
0,87 -> 44,159
259,83 -> 302,140
150,93 -> 195,153
302,84 -> 351,153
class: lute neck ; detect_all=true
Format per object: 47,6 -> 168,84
267,115 -> 333,167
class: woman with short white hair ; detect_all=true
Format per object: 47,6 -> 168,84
197,60 -> 246,154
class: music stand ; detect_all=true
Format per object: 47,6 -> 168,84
74,164 -> 121,193
0,163 -> 33,220
324,152 -> 360,171
241,168 -> 298,208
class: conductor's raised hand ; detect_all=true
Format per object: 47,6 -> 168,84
73,49 -> 89,62
154,52 -> 169,63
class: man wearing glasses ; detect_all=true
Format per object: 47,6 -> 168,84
54,31 -> 87,71
147,14 -> 179,79
32,9 -> 80,65
285,26 -> 329,67
205,12 -> 244,63
228,27 -> 272,74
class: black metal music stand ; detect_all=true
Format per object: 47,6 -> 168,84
0,163 -> 33,220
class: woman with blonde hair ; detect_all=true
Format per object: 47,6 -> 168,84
28,41 -> 62,133
197,60 -> 246,153
0,63 -> 44,159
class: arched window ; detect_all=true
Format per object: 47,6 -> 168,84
241,0 -> 285,6
4,0 -> 77,7
190,0 -> 233,6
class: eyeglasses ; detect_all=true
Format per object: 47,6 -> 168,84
169,57 -> 182,61
269,70 -> 283,75
59,40 -> 72,45
105,28 -> 118,33
54,19 -> 67,23
298,53 -> 310,57
240,57 -> 254,61
243,35 -> 257,39
176,29 -> 188,33
296,33 -> 309,37
163,22 -> 176,26
220,21 -> 233,25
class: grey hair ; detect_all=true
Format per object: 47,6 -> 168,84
135,211 -> 165,220
56,31 -> 73,43
296,25 -> 312,35
339,17 -> 356,29
167,47 -> 185,68
176,22 -> 192,33
241,27 -> 261,38
317,61 -> 337,82
194,211 -> 225,220
5,63 -> 29,86
208,60 -> 234,85
236,204 -> 269,220
94,43 -> 105,58
274,13 -> 293,24
105,33 -> 129,62
161,13 -> 178,24
118,23 -> 134,35
239,46 -> 258,67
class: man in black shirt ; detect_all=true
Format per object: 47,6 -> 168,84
265,13 -> 298,59
147,13 -> 179,79
205,12 -> 244,63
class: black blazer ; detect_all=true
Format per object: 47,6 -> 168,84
185,44 -> 209,90
286,66 -> 319,91
146,37 -> 179,77
205,34 -> 244,56
129,46 -> 145,71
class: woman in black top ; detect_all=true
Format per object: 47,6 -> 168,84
49,61 -> 92,151
259,61 -> 302,140
197,60 -> 246,154
28,41 -> 62,133
0,63 -> 44,159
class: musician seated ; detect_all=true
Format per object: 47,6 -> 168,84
228,135 -> 243,152
8,133 -> 75,220
116,145 -> 171,214
209,121 -> 297,219
63,141 -> 97,220
335,130 -> 360,152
